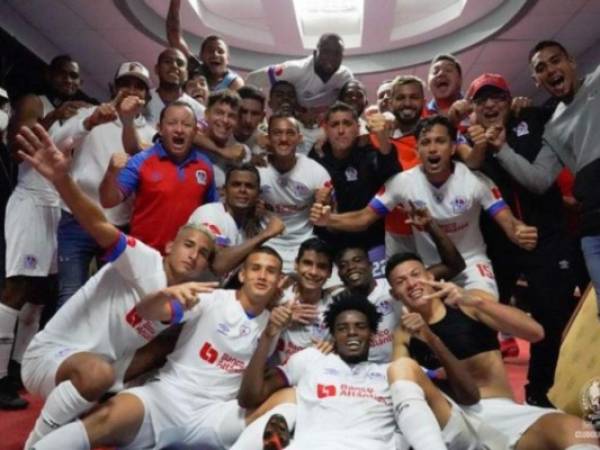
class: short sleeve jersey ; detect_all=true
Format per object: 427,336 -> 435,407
26,233 -> 169,361
187,201 -> 243,248
159,289 -> 269,401
117,141 -> 217,253
258,154 -> 331,266
279,348 -> 396,450
369,162 -> 507,266
267,56 -> 353,110
275,286 -> 333,364
367,278 -> 402,363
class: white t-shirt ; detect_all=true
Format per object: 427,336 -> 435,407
52,107 -> 156,225
146,88 -> 206,128
264,56 -> 353,110
14,95 -> 59,206
158,289 -> 269,401
258,154 -> 331,271
369,162 -> 507,267
187,201 -> 243,248
279,348 -> 396,450
26,234 -> 169,362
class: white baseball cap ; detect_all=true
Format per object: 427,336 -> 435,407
115,61 -> 151,89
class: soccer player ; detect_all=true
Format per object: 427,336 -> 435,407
386,253 -> 600,450
14,124 -> 217,448
246,34 -> 353,115
237,292 -> 484,450
309,101 -> 400,265
0,55 -> 91,409
491,40 -> 600,312
259,113 -> 331,273
145,47 -> 205,127
311,115 -> 538,299
187,163 -> 285,277
31,247 -> 286,450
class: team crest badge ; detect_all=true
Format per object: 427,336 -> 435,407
196,170 -> 207,185
580,377 -> 600,429
450,196 -> 468,214
345,166 -> 358,182
24,255 -> 37,270
513,121 -> 529,137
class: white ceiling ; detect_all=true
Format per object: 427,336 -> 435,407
1,0 -> 599,103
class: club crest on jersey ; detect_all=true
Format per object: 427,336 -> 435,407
23,254 -> 38,270
376,301 -> 393,316
451,196 -> 468,214
345,166 -> 358,182
513,121 -> 529,137
196,170 -> 207,185
292,182 -> 310,197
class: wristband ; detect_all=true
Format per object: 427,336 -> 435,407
169,299 -> 185,325
426,369 -> 439,380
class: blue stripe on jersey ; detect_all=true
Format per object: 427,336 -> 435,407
486,200 -> 508,217
102,232 -> 127,262
169,299 -> 185,325
267,66 -> 277,86
368,198 -> 390,217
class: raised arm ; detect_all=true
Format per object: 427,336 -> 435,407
166,0 -> 193,59
99,153 -> 128,208
211,215 -> 285,276
421,279 -> 544,343
118,94 -> 147,155
492,208 -> 538,251
494,134 -> 562,194
400,312 -> 480,405
310,204 -> 380,233
238,303 -> 293,408
135,281 -> 217,322
15,124 -> 119,248
405,202 -> 466,280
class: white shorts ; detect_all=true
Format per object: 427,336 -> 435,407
453,259 -> 499,298
462,398 -> 555,448
22,341 -> 134,398
124,379 -> 246,449
22,344 -> 81,398
5,190 -> 60,277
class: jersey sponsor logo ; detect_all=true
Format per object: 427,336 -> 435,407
370,328 -> 393,347
491,187 -> 502,200
450,196 -> 468,214
324,368 -> 340,376
339,384 -> 391,406
438,221 -> 468,234
513,121 -> 529,137
23,254 -> 38,270
217,323 -> 230,336
199,341 -> 247,373
125,307 -> 157,341
196,170 -> 207,185
317,384 -> 337,398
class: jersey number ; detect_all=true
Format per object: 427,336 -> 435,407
199,342 -> 219,364
476,263 -> 495,279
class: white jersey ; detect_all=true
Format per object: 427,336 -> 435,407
51,107 -> 156,225
14,95 -> 59,206
280,348 -> 396,450
258,154 -> 331,271
370,162 -> 507,267
159,289 -> 269,401
276,286 -> 333,364
146,88 -> 206,128
25,233 -> 170,362
187,201 -> 243,248
368,278 -> 402,364
204,135 -> 251,189
259,56 -> 353,110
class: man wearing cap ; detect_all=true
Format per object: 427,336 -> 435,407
464,72 -> 577,407
0,55 -> 95,409
50,62 -> 156,308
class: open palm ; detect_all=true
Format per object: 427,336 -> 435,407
16,124 -> 72,183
